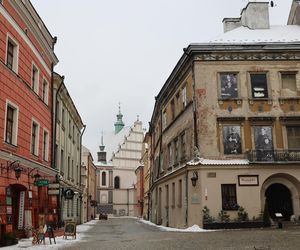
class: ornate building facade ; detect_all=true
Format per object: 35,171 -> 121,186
95,108 -> 144,216
0,0 -> 58,237
149,1 -> 300,228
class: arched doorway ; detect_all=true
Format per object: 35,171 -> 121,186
265,183 -> 293,220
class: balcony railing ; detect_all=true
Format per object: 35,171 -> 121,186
247,150 -> 300,162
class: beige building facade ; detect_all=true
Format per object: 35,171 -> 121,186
53,73 -> 85,224
149,1 -> 300,228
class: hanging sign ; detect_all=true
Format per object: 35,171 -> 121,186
64,189 -> 74,199
34,179 -> 49,187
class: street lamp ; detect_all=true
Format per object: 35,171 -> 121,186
191,171 -> 198,187
14,165 -> 22,180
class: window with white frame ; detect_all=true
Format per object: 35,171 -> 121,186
4,101 -> 19,145
32,63 -> 39,94
31,120 -> 39,156
42,79 -> 49,104
6,36 -> 18,73
42,129 -> 49,161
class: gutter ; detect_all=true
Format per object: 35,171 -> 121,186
185,168 -> 189,227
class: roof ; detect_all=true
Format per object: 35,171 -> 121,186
187,157 -> 249,166
208,25 -> 300,44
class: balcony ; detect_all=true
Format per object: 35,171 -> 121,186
247,150 -> 300,163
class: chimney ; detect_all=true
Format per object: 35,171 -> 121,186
241,2 -> 270,29
223,18 -> 242,33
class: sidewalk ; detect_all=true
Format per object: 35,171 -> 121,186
1,220 -> 98,249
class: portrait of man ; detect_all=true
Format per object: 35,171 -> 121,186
220,73 -> 238,99
223,126 -> 242,154
254,126 -> 274,161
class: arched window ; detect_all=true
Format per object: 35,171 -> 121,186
114,176 -> 120,189
102,172 -> 106,186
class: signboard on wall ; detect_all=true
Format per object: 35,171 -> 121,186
238,175 -> 259,186
18,191 -> 25,229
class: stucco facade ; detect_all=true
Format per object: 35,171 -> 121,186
53,73 -> 85,225
149,1 -> 300,228
0,0 -> 58,237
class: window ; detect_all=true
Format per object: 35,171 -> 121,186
67,156 -> 70,179
61,149 -> 64,173
172,182 -> 175,207
32,64 -> 39,94
182,85 -> 187,107
5,103 -> 18,145
31,121 -> 39,156
178,179 -> 182,207
42,129 -> 49,161
174,138 -> 179,164
114,176 -> 120,189
68,119 -> 71,137
56,101 -> 60,121
220,73 -> 238,99
108,191 -> 113,203
287,126 -> 300,149
223,126 -> 242,154
221,184 -> 238,210
281,73 -> 297,97
6,37 -> 18,73
250,73 -> 268,99
102,172 -> 106,186
71,159 -> 74,180
180,132 -> 186,160
171,99 -> 175,120
72,125 -> 75,142
62,108 -> 65,128
42,79 -> 49,104
165,185 -> 169,208
168,143 -> 173,167
162,110 -> 167,130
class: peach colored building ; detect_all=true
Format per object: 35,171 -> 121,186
149,1 -> 300,228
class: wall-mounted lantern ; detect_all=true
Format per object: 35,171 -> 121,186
191,171 -> 198,187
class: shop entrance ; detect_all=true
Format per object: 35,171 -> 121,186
265,183 -> 293,220
10,184 -> 27,231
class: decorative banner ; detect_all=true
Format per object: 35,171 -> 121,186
18,191 -> 25,229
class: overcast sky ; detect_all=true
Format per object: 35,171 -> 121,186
31,0 -> 292,158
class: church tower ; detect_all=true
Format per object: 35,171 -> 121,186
114,104 -> 125,134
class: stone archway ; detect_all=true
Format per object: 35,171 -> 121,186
265,183 -> 293,220
261,173 -> 300,221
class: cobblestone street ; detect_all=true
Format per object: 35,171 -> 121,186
62,218 -> 300,250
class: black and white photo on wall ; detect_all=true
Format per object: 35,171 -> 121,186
254,126 -> 274,161
220,73 -> 238,99
223,126 -> 241,154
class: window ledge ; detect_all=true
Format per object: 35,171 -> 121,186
248,98 -> 273,104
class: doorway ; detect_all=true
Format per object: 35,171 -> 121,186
265,183 -> 293,220
10,184 -> 27,231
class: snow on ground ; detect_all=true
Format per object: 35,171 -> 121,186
1,220 -> 98,250
138,219 -> 214,232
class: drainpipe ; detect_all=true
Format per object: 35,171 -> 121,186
79,125 -> 86,223
127,188 -> 129,216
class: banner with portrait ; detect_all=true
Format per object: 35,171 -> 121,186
254,126 -> 274,161
223,126 -> 241,154
220,73 -> 238,99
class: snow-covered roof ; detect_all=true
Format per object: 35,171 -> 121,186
187,157 -> 249,166
208,25 -> 300,44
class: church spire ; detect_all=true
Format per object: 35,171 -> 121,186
114,103 -> 125,134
